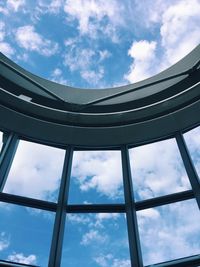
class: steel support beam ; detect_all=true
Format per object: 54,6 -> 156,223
0,133 -> 19,191
0,192 -> 57,212
136,190 -> 194,210
0,190 -> 194,214
176,132 -> 200,209
146,254 -> 200,267
121,146 -> 143,267
0,259 -> 39,267
67,203 -> 125,213
48,146 -> 73,267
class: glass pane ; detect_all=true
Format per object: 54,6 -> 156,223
129,138 -> 191,201
0,203 -> 54,266
3,140 -> 65,201
137,199 -> 200,266
61,213 -> 130,267
68,151 -> 124,204
184,126 -> 200,176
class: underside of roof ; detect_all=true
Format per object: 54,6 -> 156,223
0,45 -> 199,147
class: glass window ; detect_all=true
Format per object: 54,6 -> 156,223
184,126 -> 200,176
0,202 -> 55,266
68,151 -> 124,204
129,138 -> 191,201
3,140 -> 65,201
137,199 -> 200,266
61,213 -> 130,267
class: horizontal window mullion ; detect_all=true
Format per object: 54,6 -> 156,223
67,203 -> 125,213
0,192 -> 57,212
135,190 -> 194,210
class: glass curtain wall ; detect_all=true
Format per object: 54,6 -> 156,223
0,127 -> 199,267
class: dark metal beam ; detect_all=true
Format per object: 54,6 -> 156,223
0,192 -> 57,212
121,146 -> 143,267
136,190 -> 194,211
176,132 -> 200,209
48,146 -> 73,267
0,190 -> 193,214
146,254 -> 200,267
0,133 -> 19,191
67,204 -> 125,213
0,259 -> 39,267
80,70 -> 191,109
0,59 -> 66,103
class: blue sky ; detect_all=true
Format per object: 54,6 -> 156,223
0,0 -> 200,266
0,0 -> 200,88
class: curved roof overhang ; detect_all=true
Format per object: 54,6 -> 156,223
0,45 -> 199,147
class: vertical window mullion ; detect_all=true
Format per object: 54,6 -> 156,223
48,146 -> 73,267
121,145 -> 143,267
0,132 -> 19,191
176,132 -> 200,209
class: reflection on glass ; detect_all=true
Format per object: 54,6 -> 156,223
68,151 -> 124,204
0,203 -> 54,266
129,138 -> 191,201
0,131 -> 4,153
184,126 -> 200,176
61,213 -> 130,267
3,140 -> 65,201
137,199 -> 200,266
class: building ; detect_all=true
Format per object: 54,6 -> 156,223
0,44 -> 199,267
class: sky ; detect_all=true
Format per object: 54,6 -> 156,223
0,0 -> 200,88
0,0 -> 200,266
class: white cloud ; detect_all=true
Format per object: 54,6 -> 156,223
81,229 -> 108,246
67,214 -> 91,225
94,254 -> 113,267
67,213 -> 129,265
160,0 -> 200,66
64,0 -> 124,42
16,52 -> 29,62
0,232 -> 9,251
138,208 -> 160,220
36,0 -> 63,15
81,67 -> 104,85
63,44 -> 110,85
64,47 -> 95,72
112,258 -> 131,267
67,213 -> 120,232
15,25 -> 59,56
3,140 -> 65,201
94,254 -> 130,267
7,253 -> 37,265
99,50 -> 111,62
7,0 -> 25,12
129,138 -> 191,200
125,40 -> 157,83
0,42 -> 14,57
0,21 -> 5,41
0,6 -> 8,15
96,213 -> 119,221
0,21 -> 14,57
125,0 -> 200,84
50,68 -> 68,85
130,0 -> 171,28
53,68 -> 62,76
137,199 -> 200,265
71,151 -> 123,200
